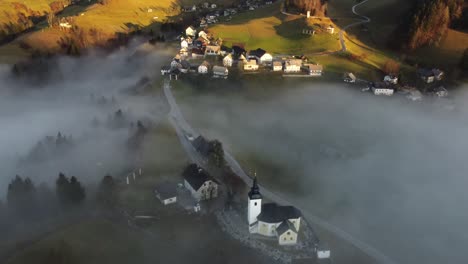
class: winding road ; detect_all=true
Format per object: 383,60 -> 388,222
163,80 -> 399,264
281,0 -> 372,53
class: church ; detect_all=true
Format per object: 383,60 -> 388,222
247,178 -> 302,245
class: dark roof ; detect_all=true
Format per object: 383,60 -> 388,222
161,66 -> 171,71
180,60 -> 191,69
248,48 -> 266,58
372,82 -> 394,89
258,203 -> 302,223
183,164 -> 215,190
248,177 -> 262,199
221,45 -> 232,52
154,182 -> 177,200
276,220 -> 297,235
232,45 -> 246,55
418,68 -> 434,77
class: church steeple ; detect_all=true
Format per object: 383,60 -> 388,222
248,177 -> 262,199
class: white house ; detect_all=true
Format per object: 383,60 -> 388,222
244,59 -> 259,71
384,75 -> 398,84
223,54 -> 233,67
183,165 -> 218,201
344,72 -> 356,83
248,48 -> 273,64
154,182 -> 177,205
326,25 -> 335,34
198,30 -> 208,40
272,61 -> 283,71
198,61 -> 210,74
186,26 -> 196,37
371,82 -> 394,96
284,59 -> 302,73
302,64 -> 323,76
213,65 -> 228,79
247,178 -> 302,245
180,39 -> 188,49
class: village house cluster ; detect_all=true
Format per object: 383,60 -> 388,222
346,66 -> 447,101
162,24 -> 324,80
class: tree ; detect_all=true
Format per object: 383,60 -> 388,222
96,175 -> 117,208
208,140 -> 225,167
7,175 -> 36,217
69,176 -> 85,204
56,172 -> 70,206
383,59 -> 400,75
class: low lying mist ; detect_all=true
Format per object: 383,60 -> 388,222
175,78 -> 468,264
0,41 -> 171,198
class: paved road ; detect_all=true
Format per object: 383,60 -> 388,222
163,80 -> 399,264
281,0 -> 372,53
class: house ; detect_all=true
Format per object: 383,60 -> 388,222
191,48 -> 205,58
272,61 -> 283,71
179,48 -> 189,57
284,59 -> 302,73
223,54 -> 233,67
186,26 -> 196,37
239,54 -> 248,63
154,182 -> 177,205
220,46 -> 232,56
384,75 -> 398,84
200,18 -> 208,28
180,60 -> 191,73
198,30 -> 208,40
418,68 -> 444,83
371,82 -> 394,96
326,25 -> 335,34
302,64 -> 323,76
248,178 -> 302,245
183,164 -> 218,201
171,60 -> 181,69
161,66 -> 171,75
232,45 -> 246,56
432,86 -> 448,97
211,3 -> 217,8
213,66 -> 229,79
198,61 -> 210,74
344,72 -> 356,83
205,45 -> 220,56
248,48 -> 273,64
244,59 -> 259,71
180,39 -> 188,49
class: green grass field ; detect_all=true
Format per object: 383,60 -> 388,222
209,2 -> 341,55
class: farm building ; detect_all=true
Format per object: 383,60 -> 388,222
154,182 -> 177,205
344,72 -> 356,83
213,66 -> 229,79
183,164 -> 218,201
302,64 -> 323,76
384,75 -> 398,84
371,82 -> 395,96
205,45 -> 221,56
284,59 -> 302,73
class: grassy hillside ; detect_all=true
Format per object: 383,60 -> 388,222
209,2 -> 341,55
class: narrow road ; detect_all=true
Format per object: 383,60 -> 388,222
281,0 -> 372,53
339,0 -> 372,52
163,80 -> 399,264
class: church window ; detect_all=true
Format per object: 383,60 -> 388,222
287,231 -> 290,235
254,202 -> 257,206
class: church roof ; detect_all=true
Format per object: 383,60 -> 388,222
258,203 -> 301,223
276,220 -> 297,236
248,177 -> 262,199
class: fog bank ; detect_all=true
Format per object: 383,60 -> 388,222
176,79 -> 468,264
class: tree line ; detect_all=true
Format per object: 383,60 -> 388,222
283,0 -> 328,16
394,0 -> 466,50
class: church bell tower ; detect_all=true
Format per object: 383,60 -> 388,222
247,177 -> 262,233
